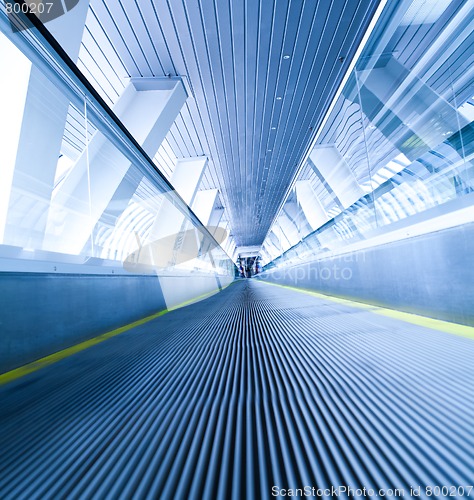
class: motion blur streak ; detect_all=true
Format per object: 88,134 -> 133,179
0,280 -> 472,499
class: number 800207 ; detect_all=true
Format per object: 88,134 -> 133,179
5,2 -> 54,15
425,485 -> 473,497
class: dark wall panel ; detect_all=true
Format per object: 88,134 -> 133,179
0,273 -> 166,373
259,223 -> 474,326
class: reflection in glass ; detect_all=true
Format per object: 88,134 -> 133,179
262,0 -> 474,270
0,24 -> 234,279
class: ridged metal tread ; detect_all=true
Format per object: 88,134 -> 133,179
0,280 -> 473,499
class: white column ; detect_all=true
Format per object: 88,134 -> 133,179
207,207 -> 225,236
192,189 -> 219,226
0,36 -> 31,243
269,228 -> 285,254
147,156 -> 207,242
295,180 -> 329,231
45,0 -> 90,61
277,213 -> 299,248
355,55 -> 468,159
222,230 -> 234,256
310,146 -> 364,209
44,78 -> 188,254
1,2 -> 90,247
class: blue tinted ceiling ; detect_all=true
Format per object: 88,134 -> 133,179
79,0 -> 381,246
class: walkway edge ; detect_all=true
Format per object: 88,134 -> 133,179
0,283 -> 233,386
258,280 -> 474,340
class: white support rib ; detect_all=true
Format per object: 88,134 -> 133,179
295,180 -> 329,231
310,146 -> 364,209
43,78 -> 187,255
192,189 -> 219,226
147,156 -> 208,243
1,2 -> 90,248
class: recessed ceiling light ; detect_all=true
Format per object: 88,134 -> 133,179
283,55 -> 290,59
271,127 -> 276,130
276,96 -> 282,100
